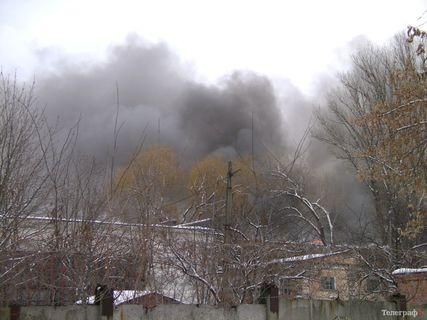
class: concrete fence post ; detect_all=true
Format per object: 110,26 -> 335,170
95,284 -> 114,320
260,283 -> 279,320
10,305 -> 20,320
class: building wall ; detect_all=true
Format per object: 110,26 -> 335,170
307,268 -> 349,300
278,254 -> 394,303
395,273 -> 427,306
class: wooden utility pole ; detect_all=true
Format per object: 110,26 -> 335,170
224,161 -> 236,244
222,161 -> 239,305
158,117 -> 161,145
251,111 -> 255,171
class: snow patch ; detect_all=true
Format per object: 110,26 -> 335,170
76,290 -> 149,306
268,250 -> 349,265
392,268 -> 427,275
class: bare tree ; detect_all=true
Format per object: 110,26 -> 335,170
161,150 -> 334,305
0,74 -> 154,306
315,34 -> 426,267
0,73 -> 54,303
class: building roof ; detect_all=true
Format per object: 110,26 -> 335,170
267,250 -> 350,265
76,290 -> 179,306
392,268 -> 427,275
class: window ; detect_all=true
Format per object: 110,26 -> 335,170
280,279 -> 292,296
32,289 -> 50,305
321,277 -> 336,290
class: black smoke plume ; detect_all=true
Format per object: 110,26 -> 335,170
32,36 -> 373,234
35,37 -> 285,163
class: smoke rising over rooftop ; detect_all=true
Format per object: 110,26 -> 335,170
32,35 -> 374,229
36,37 -> 286,162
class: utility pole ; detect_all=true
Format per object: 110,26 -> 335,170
158,117 -> 161,145
251,111 -> 255,172
222,161 -> 239,305
224,161 -> 237,244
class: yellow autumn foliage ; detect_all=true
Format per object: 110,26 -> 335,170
115,145 -> 180,194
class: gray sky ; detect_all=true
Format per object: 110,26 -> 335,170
1,0 -> 426,94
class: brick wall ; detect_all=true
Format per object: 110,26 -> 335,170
395,273 -> 427,306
